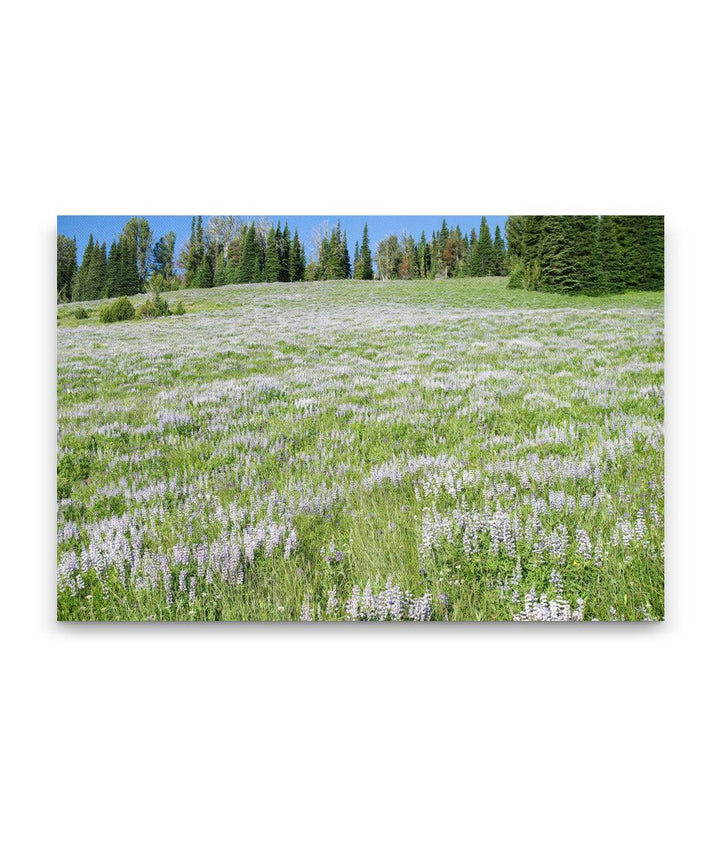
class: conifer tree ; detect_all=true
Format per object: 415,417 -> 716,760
279,222 -> 291,282
195,254 -> 213,287
119,233 -> 141,295
504,216 -> 524,261
74,235 -> 95,301
597,216 -> 624,293
537,216 -> 599,294
418,232 -> 430,279
106,241 -> 121,296
357,223 -> 373,279
264,225 -> 280,282
470,217 -> 494,275
289,230 -> 305,282
57,235 -> 77,302
493,225 -> 506,275
641,215 -> 664,290
521,216 -> 545,265
239,224 -> 260,283
213,253 -> 227,286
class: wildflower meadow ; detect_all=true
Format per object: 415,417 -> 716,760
57,278 -> 664,621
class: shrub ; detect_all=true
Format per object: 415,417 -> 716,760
100,296 -> 135,323
138,296 -> 171,318
173,301 -> 186,316
507,265 -> 525,290
74,307 -> 89,319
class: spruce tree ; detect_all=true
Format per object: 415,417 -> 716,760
641,216 -> 664,290
119,234 -> 140,295
476,217 -> 494,275
75,235 -> 95,301
521,216 -> 545,264
57,235 -> 77,302
289,230 -> 305,282
597,216 -> 624,293
537,216 -> 600,294
493,225 -> 506,275
239,224 -> 260,283
279,222 -> 291,282
264,225 -> 280,282
195,254 -> 213,287
358,223 -> 373,279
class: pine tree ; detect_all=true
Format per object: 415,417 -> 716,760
195,254 -> 213,287
537,216 -> 600,294
289,230 -> 305,282
279,222 -> 291,282
57,235 -> 77,302
341,229 -> 350,278
106,241 -> 121,297
493,225 -> 506,275
505,216 -> 524,261
264,225 -> 280,282
641,216 -> 664,290
418,231 -> 430,279
470,217 -> 494,275
521,216 -> 545,265
597,216 -> 624,293
119,233 -> 141,295
213,253 -> 227,286
239,224 -> 260,283
357,223 -> 373,279
74,235 -> 95,301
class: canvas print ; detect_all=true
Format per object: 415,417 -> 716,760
56,215 -> 664,621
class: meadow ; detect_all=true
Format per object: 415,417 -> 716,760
57,277 -> 664,621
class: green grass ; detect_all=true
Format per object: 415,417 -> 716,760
57,277 -> 664,621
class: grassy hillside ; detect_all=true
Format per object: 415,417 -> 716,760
57,277 -> 664,620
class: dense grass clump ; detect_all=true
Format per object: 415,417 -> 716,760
57,277 -> 664,621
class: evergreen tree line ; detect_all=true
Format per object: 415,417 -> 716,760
58,218 -> 164,302
58,216 -> 520,302
505,215 -> 664,294
373,217 -> 507,280
187,216 -> 308,288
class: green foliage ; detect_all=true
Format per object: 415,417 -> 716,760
239,224 -> 261,283
507,264 -> 524,289
152,232 -> 176,281
355,223 -> 374,280
289,230 -> 305,282
318,221 -> 351,279
57,278 -> 663,620
57,235 -> 77,302
173,301 -> 186,315
57,449 -> 93,500
73,235 -> 107,301
264,225 -> 280,282
74,306 -> 89,319
598,216 -> 624,293
468,217 -> 494,276
137,296 -> 171,318
194,255 -> 214,288
100,296 -> 135,323
493,225 -> 507,275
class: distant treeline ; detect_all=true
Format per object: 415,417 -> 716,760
56,216 -> 510,302
56,215 -> 663,302
505,215 -> 664,294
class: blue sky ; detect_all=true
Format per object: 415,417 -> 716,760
57,215 -> 509,267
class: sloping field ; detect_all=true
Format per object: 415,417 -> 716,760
57,278 -> 664,620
